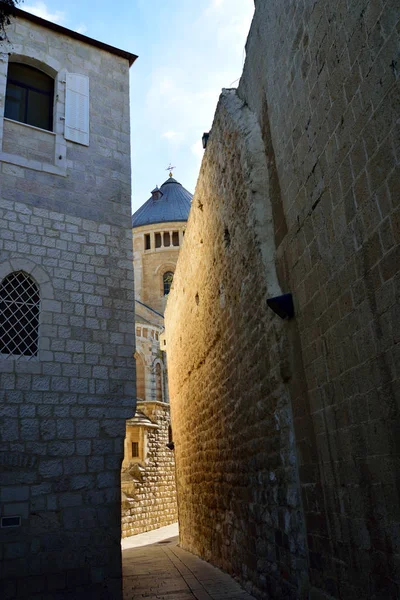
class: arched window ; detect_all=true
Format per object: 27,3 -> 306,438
163,271 -> 174,296
0,272 -> 40,357
155,363 -> 162,402
136,354 -> 146,401
5,63 -> 54,131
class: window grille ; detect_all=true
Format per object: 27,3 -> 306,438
0,271 -> 40,358
131,442 -> 139,458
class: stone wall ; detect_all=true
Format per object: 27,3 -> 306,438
121,402 -> 178,537
3,119 -> 55,164
165,1 -> 399,599
0,13 -> 135,600
0,13 -> 132,224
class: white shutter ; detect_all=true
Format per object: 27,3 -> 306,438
64,73 -> 89,146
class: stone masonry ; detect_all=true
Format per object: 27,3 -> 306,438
0,10 -> 136,600
121,401 -> 178,537
165,1 -> 399,599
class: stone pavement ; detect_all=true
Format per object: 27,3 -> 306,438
122,524 -> 256,600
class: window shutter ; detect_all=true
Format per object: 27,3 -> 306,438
64,73 -> 89,146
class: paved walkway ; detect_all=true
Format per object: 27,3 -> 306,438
122,524 -> 256,600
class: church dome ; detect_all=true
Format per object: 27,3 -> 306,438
132,177 -> 192,228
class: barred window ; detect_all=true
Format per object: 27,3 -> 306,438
131,442 -> 139,458
0,272 -> 40,358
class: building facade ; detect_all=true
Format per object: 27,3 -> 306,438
165,1 -> 400,599
0,9 -> 136,599
121,175 -> 192,536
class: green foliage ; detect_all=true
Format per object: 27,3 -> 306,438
0,0 -> 22,40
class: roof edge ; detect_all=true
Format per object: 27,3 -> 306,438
11,8 -> 138,67
135,299 -> 164,319
132,217 -> 189,228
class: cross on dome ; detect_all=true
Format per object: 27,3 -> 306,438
166,163 -> 176,178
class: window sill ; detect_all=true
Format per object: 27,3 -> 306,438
0,150 -> 67,177
145,246 -> 179,253
1,118 -> 67,177
0,354 -> 39,360
4,117 -> 56,136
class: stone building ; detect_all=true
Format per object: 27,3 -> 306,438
165,1 -> 400,599
121,174 -> 192,536
0,9 -> 136,599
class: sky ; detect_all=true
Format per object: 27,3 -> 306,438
19,0 -> 255,212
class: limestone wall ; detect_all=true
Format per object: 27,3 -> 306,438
165,1 -> 399,599
133,222 -> 186,314
0,12 -> 132,226
134,324 -> 168,403
121,402 -> 178,537
0,13 -> 135,600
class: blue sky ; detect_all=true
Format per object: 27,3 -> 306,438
20,0 -> 254,212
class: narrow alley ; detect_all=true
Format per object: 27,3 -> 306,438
122,525 -> 256,600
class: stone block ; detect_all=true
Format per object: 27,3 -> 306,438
1,486 -> 30,502
39,459 -> 63,478
76,420 -> 99,438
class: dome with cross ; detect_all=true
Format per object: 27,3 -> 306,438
132,174 -> 193,228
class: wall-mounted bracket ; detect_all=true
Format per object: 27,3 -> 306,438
267,293 -> 294,320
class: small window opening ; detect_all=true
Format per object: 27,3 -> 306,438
143,328 -> 148,338
145,234 -> 151,250
5,63 -> 54,131
168,425 -> 173,445
131,442 -> 139,458
0,271 -> 40,358
156,363 -> 162,402
172,231 -> 179,246
163,271 -> 174,296
155,233 -> 162,248
163,232 -> 170,247
1,516 -> 21,528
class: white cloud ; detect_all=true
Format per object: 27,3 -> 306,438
162,130 -> 186,146
146,69 -> 219,134
23,2 -> 87,34
23,1 -> 65,24
205,0 -> 225,17
162,130 -> 178,139
191,140 -> 204,160
75,23 -> 88,35
200,0 -> 254,56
